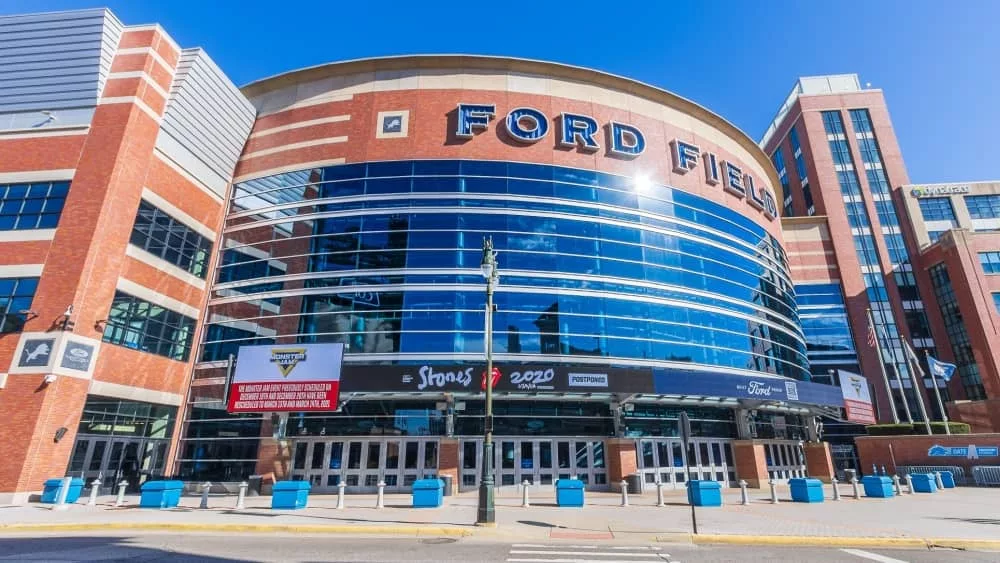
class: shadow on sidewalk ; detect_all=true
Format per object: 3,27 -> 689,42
938,517 -> 1000,526
0,537 -> 245,562
212,508 -> 475,528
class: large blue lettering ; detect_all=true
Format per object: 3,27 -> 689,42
505,107 -> 548,143
559,113 -> 600,151
456,103 -> 496,137
609,122 -> 645,157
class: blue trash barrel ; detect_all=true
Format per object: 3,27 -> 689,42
271,480 -> 311,510
139,480 -> 185,509
861,475 -> 894,498
687,480 -> 722,507
412,478 -> 444,508
40,478 -> 84,504
789,478 -> 825,503
555,478 -> 584,507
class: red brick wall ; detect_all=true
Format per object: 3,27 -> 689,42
855,433 -> 1000,476
732,440 -> 769,487
605,438 -> 637,484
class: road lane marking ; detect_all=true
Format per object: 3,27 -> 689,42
508,560 -> 658,563
841,548 -> 910,563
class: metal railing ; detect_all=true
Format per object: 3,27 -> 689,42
897,465 -> 966,483
973,466 -> 1000,486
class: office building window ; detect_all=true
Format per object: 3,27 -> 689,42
789,127 -> 808,183
0,277 -> 38,333
918,198 -> 956,222
102,291 -> 196,361
993,293 -> 1000,315
980,252 -> 1000,274
0,181 -> 69,230
965,195 -> 1000,220
130,201 -> 213,278
771,149 -> 793,217
928,231 -> 945,243
929,263 -> 986,400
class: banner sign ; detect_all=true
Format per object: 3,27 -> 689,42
652,368 -> 844,407
928,444 -> 1000,458
227,343 -> 345,413
838,370 -> 877,425
340,364 -> 654,394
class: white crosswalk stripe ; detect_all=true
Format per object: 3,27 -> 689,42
841,548 -> 910,563
507,543 -> 672,563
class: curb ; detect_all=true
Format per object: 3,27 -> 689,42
667,534 -> 1000,550
0,522 -> 473,537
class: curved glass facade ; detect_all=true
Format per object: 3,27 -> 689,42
204,160 -> 808,381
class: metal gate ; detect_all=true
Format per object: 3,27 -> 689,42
762,439 -> 807,481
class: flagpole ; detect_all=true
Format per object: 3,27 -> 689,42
866,308 -> 902,424
899,335 -> 933,435
923,350 -> 951,435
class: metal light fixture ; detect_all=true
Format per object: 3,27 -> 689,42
477,236 -> 499,526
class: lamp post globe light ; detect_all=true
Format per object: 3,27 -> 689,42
477,236 -> 499,526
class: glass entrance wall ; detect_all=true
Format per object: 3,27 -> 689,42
205,160 -> 807,380
636,438 -> 736,488
289,437 -> 439,492
458,437 -> 609,491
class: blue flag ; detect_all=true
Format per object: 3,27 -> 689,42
928,356 -> 957,382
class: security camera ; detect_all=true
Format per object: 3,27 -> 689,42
43,374 -> 57,385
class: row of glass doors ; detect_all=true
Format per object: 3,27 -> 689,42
290,438 -> 439,492
635,438 -> 736,488
67,435 -> 170,492
287,436 -> 740,493
458,437 -> 609,491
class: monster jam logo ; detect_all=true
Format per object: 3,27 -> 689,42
270,348 -> 307,378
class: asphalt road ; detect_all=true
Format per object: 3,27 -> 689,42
0,534 -> 993,563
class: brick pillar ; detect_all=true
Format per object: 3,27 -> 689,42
0,376 -> 90,503
438,438 -> 459,495
803,442 -> 835,483
254,418 -> 290,490
732,440 -> 769,488
606,438 -> 637,483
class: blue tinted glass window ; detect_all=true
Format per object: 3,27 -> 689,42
0,277 -> 38,333
130,201 -> 212,278
919,198 -> 956,222
0,181 -> 68,230
965,195 -> 1000,220
103,291 -> 196,361
980,252 -> 1000,274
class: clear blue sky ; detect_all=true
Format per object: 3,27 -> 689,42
6,0 -> 999,183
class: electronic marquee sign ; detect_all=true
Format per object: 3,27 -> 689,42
456,103 -> 778,221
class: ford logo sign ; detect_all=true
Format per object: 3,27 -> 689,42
68,348 -> 89,358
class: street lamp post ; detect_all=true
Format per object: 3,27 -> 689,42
477,236 -> 499,526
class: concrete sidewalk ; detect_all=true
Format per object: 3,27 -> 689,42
2,485 -> 999,550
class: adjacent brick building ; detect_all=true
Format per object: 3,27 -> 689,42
0,9 -> 253,502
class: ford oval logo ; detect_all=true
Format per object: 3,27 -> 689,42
69,348 -> 89,358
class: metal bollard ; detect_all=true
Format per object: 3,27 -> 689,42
115,480 -> 128,507
656,480 -> 665,507
905,474 -> 914,494
881,465 -> 887,476
336,481 -> 346,509
934,471 -> 944,490
739,479 -> 750,505
236,481 -> 248,510
51,476 -> 73,511
831,477 -> 841,501
522,480 -> 530,507
850,476 -> 860,500
620,479 -> 629,506
768,479 -> 779,504
376,480 -> 385,509
199,481 -> 212,509
87,478 -> 101,507
892,475 -> 902,496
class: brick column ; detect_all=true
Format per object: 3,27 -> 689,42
438,438 -> 459,495
803,441 -> 835,483
254,418 -> 290,491
732,440 -> 769,488
606,438 -> 638,484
